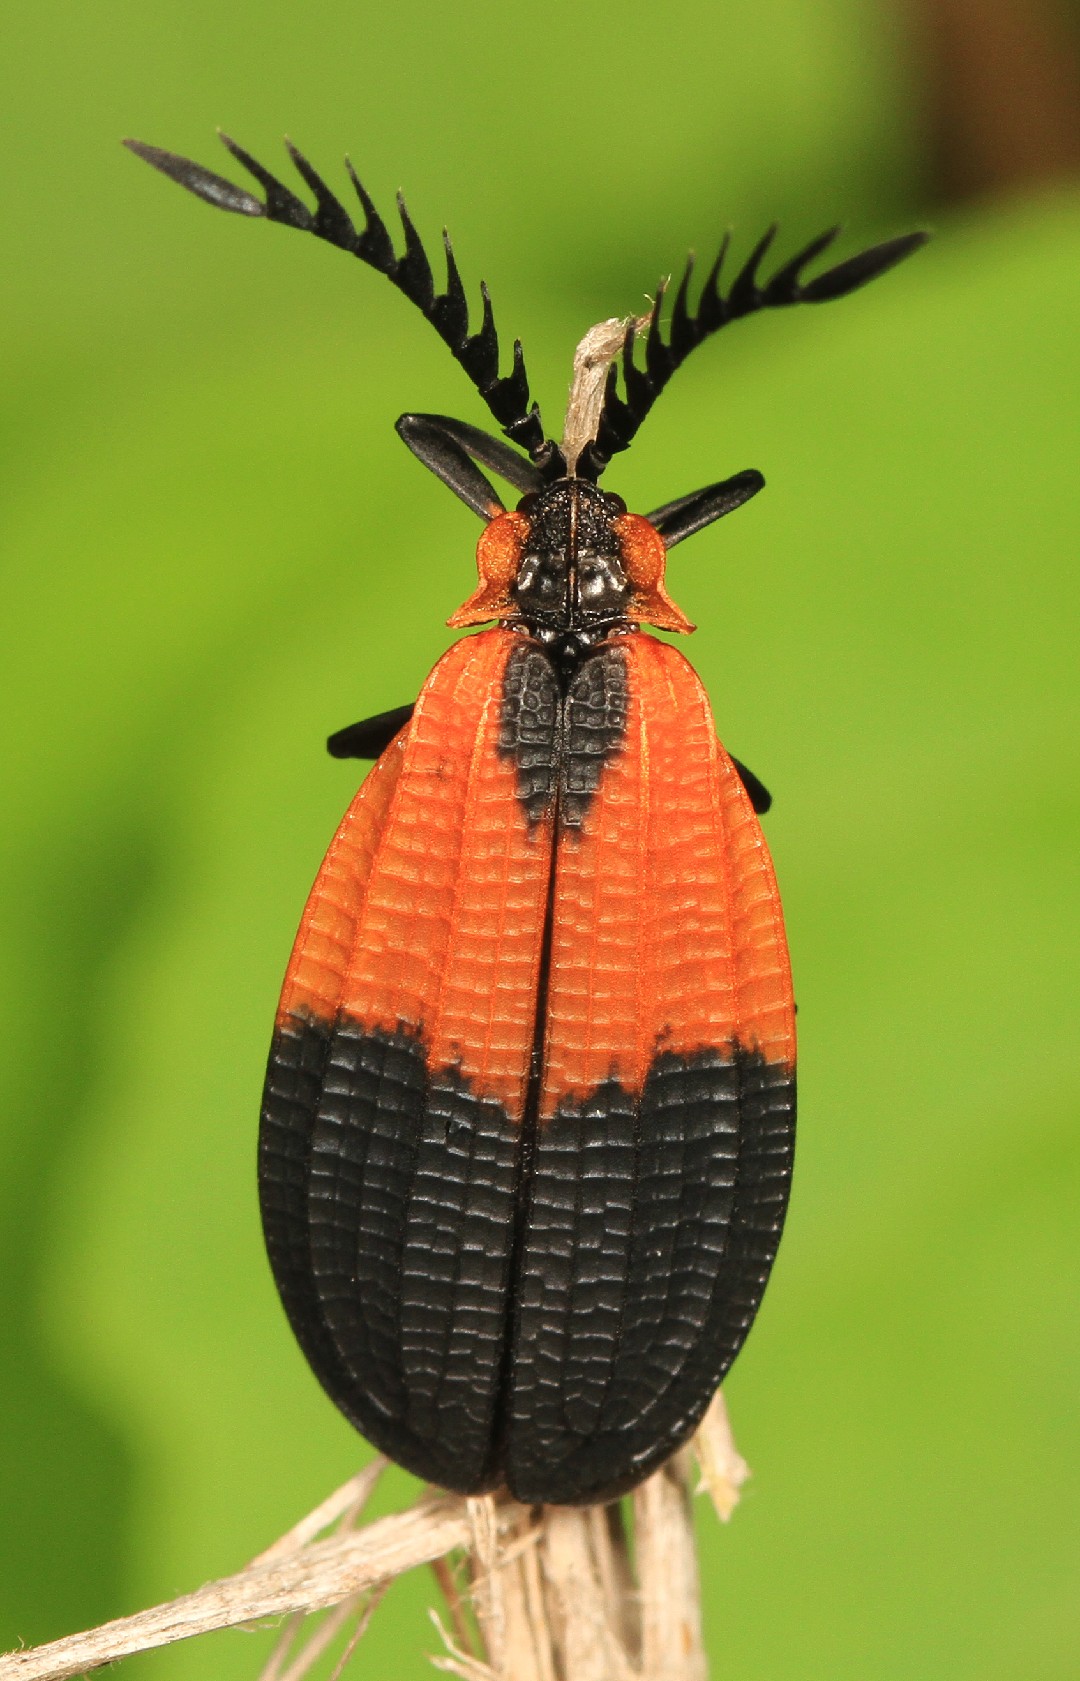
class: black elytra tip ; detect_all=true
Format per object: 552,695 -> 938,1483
260,1010 -> 795,1503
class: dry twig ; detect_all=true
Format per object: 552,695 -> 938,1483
0,1394 -> 747,1681
561,315 -> 650,472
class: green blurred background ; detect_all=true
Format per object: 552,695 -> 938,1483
2,1 -> 1078,1675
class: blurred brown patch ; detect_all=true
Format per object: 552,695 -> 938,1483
910,0 -> 1080,203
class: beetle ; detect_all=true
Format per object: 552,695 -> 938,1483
127,134 -> 925,1505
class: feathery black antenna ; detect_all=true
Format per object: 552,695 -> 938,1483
578,225 -> 929,478
123,135 -> 551,465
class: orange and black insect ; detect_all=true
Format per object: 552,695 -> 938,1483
128,135 -> 925,1505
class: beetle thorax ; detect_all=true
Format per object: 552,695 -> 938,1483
447,477 -> 693,642
511,480 -> 630,634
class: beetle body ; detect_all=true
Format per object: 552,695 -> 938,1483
261,482 -> 795,1503
127,133 -> 924,1503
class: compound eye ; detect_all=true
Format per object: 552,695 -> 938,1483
522,555 -> 562,599
578,554 -> 629,608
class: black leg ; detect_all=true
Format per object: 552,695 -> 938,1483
647,470 -> 764,547
327,704 -> 415,760
403,414 -> 545,496
729,755 -> 772,814
396,413 -> 545,517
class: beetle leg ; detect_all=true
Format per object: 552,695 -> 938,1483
647,470 -> 765,547
327,703 -> 415,759
729,754 -> 772,814
397,413 -> 545,516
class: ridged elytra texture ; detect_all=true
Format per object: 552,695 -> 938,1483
261,1019 -> 794,1501
259,625 -> 797,1503
509,1048 -> 794,1503
260,1018 -> 518,1492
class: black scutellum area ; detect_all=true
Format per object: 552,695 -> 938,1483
259,1011 -> 795,1503
498,641 -> 629,828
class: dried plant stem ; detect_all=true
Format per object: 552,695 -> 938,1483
0,1492 -> 475,1681
634,1455 -> 706,1681
561,314 -> 650,472
0,1394 -> 747,1681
